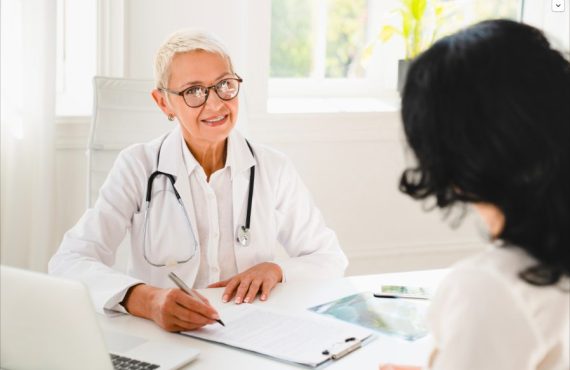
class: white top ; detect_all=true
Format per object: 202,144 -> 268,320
427,246 -> 569,370
181,145 -> 238,287
49,127 -> 348,314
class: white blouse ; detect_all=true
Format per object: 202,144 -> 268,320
427,246 -> 569,370
181,142 -> 237,288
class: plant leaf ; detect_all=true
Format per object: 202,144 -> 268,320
435,3 -> 445,17
361,43 -> 375,62
411,0 -> 427,20
379,25 -> 400,42
400,10 -> 412,38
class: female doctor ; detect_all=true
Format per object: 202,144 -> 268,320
49,29 -> 348,332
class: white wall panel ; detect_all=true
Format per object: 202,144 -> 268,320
124,0 -> 248,80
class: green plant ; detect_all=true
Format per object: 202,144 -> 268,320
365,0 -> 448,61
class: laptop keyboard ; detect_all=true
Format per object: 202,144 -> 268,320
110,353 -> 160,370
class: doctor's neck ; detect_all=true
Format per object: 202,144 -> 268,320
185,138 -> 227,181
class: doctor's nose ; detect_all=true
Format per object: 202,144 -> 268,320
204,90 -> 226,110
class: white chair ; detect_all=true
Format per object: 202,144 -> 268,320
87,76 -> 172,271
87,76 -> 172,207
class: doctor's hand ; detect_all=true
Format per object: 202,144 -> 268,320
208,262 -> 283,304
122,284 -> 220,332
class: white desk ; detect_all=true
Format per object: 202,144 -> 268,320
99,269 -> 447,369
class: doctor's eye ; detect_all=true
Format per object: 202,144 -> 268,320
215,79 -> 239,98
216,79 -> 231,92
183,85 -> 207,98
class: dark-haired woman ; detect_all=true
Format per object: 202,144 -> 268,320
381,20 -> 569,370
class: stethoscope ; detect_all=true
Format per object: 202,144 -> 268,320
142,133 -> 255,267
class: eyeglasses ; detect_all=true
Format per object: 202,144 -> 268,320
160,75 -> 243,108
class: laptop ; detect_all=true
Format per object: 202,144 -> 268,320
0,265 -> 199,370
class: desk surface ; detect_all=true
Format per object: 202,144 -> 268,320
99,269 -> 447,369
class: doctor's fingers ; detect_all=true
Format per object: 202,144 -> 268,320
259,279 -> 278,301
238,277 -> 279,304
162,314 -> 212,332
190,289 -> 211,305
208,279 -> 230,288
175,292 -> 220,321
244,277 -> 280,303
170,303 -> 217,328
220,278 -> 242,303
157,314 -> 207,332
232,278 -> 255,304
236,276 -> 278,304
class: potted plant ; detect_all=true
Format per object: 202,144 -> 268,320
365,0 -> 449,93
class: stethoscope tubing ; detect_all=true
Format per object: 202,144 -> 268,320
142,132 -> 255,267
243,141 -> 255,231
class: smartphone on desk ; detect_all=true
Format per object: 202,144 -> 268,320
373,285 -> 432,300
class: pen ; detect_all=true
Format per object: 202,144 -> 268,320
373,294 -> 429,300
168,272 -> 225,326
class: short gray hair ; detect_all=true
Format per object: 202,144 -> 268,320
154,29 -> 234,89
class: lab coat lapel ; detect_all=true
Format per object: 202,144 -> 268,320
156,126 -> 181,176
172,162 -> 200,245
156,127 -> 200,281
232,170 -> 249,243
229,131 -> 256,271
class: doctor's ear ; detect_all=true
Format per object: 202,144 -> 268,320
151,89 -> 174,118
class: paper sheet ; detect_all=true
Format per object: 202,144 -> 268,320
181,305 -> 373,367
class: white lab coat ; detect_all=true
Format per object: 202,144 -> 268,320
49,126 -> 347,313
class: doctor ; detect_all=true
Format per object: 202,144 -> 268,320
49,29 -> 348,332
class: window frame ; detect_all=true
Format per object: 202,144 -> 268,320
55,0 -> 97,117
266,0 -> 525,112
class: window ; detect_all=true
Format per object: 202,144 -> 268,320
269,0 -> 522,111
56,0 -> 97,116
271,0 -> 368,79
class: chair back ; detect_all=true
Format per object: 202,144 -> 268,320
87,76 -> 171,206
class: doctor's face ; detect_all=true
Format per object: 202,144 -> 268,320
160,51 -> 239,147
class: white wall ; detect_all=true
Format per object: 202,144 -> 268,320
53,0 -> 499,275
523,0 -> 570,55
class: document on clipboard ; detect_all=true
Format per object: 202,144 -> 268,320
180,304 -> 374,367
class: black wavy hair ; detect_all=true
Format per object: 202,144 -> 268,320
399,19 -> 570,286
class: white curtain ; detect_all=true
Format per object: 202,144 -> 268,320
1,0 -> 57,271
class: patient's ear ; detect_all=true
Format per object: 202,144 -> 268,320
151,89 -> 171,116
472,203 -> 505,238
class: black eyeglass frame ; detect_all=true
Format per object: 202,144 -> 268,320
160,74 -> 243,108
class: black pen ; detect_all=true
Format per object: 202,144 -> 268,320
168,272 -> 225,326
373,293 -> 429,300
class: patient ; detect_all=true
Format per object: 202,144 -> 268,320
381,20 -> 570,370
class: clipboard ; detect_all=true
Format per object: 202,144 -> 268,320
321,336 -> 363,360
180,304 -> 375,367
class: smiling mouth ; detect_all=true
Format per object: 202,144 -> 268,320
201,114 -> 228,127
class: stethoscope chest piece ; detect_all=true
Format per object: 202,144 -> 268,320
236,225 -> 251,247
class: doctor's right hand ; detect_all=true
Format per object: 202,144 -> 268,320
122,284 -> 220,332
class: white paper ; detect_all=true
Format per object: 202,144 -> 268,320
181,305 -> 373,366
